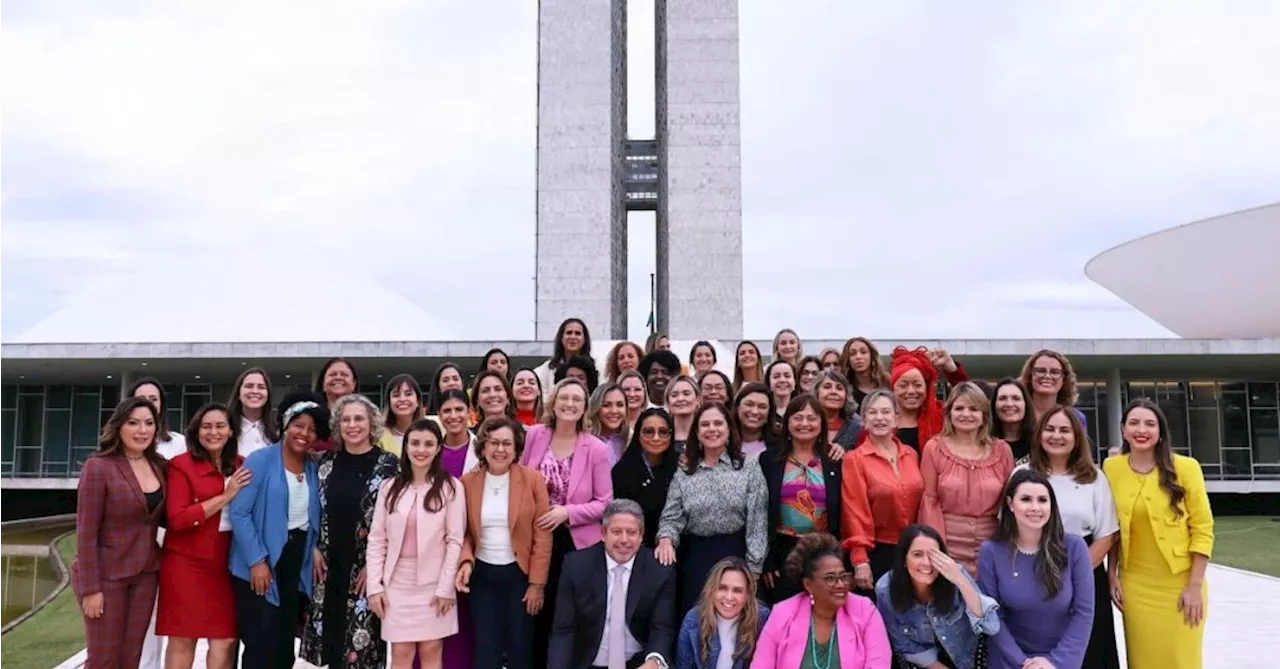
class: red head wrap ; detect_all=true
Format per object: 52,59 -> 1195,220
889,346 -> 944,449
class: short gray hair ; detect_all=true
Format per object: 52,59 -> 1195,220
814,368 -> 857,419
860,388 -> 898,417
330,393 -> 385,447
602,498 -> 645,532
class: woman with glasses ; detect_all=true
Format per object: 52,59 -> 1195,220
612,407 -> 680,548
1017,350 -> 1086,429
753,532 -> 891,668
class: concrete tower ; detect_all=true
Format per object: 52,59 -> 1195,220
534,0 -> 744,341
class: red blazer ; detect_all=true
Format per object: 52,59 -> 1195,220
164,452 -> 244,560
73,454 -> 166,595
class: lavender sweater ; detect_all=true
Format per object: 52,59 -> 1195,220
977,534 -> 1094,669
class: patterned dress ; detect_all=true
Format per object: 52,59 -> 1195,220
300,447 -> 400,669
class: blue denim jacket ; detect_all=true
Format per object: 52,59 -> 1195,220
874,570 -> 1000,669
675,602 -> 770,669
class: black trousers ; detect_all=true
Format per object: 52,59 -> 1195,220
470,561 -> 534,669
235,529 -> 306,669
533,525 -> 576,669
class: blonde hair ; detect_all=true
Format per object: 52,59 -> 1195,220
940,382 -> 993,444
587,382 -> 630,444
695,558 -> 762,665
540,378 -> 589,432
771,328 -> 803,364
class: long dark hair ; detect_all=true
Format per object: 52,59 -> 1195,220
1120,398 -> 1186,518
386,419 -> 456,514
185,402 -> 240,476
990,377 -> 1036,445
774,394 -> 831,465
470,369 -> 517,420
95,397 -> 167,472
889,524 -> 958,615
1029,405 -> 1097,484
480,348 -> 510,379
428,363 -> 465,414
683,402 -> 743,475
732,382 -> 777,445
227,367 -> 279,443
383,374 -> 423,429
622,407 -> 678,467
127,377 -> 173,435
996,469 -> 1068,599
551,318 -> 592,369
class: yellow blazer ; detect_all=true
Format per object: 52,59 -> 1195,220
1104,453 -> 1214,574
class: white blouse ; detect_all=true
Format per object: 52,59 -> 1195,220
238,418 -> 268,458
476,472 -> 516,565
287,473 -> 310,531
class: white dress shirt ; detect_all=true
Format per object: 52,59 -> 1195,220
593,554 -> 644,666
238,418 -> 268,458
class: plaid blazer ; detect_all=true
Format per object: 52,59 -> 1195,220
73,453 -> 166,595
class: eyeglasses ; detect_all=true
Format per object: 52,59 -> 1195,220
819,572 -> 856,588
486,440 -> 516,451
800,370 -> 819,378
641,427 -> 671,438
1033,368 -> 1064,379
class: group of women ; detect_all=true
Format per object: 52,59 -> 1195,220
73,319 -> 1215,669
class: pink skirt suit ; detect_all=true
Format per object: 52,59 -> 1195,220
366,478 -> 468,643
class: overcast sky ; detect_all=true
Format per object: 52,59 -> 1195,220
4,0 -> 1279,343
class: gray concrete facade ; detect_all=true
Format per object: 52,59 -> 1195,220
534,0 -> 629,340
655,0 -> 744,340
535,0 -> 745,340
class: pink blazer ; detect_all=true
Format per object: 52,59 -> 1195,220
750,592 -> 891,669
366,478 -> 466,600
519,424 -> 614,549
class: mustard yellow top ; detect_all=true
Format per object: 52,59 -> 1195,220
1104,453 -> 1214,575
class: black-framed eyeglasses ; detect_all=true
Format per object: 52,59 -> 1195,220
641,427 -> 671,438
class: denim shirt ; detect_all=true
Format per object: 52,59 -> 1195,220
675,602 -> 770,669
874,570 -> 1000,669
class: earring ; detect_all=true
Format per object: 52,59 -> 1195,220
810,593 -> 815,607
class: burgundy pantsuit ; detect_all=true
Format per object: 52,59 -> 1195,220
73,453 -> 166,669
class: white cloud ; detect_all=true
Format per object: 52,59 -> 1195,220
3,0 -> 1278,343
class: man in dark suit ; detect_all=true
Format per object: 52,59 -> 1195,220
549,499 -> 677,669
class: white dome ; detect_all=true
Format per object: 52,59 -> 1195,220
8,256 -> 456,343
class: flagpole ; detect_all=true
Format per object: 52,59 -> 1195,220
648,272 -> 657,334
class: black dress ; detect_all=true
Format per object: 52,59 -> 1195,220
611,445 -> 679,548
321,449 -> 379,667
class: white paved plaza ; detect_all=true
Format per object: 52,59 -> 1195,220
53,564 -> 1280,669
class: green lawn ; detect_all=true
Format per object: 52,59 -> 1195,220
1,533 -> 85,668
1212,515 -> 1280,578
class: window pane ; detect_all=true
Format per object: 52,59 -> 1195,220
43,410 -> 71,464
15,448 -> 41,475
1157,384 -> 1188,454
1220,393 -> 1249,449
213,384 -> 236,404
182,393 -> 212,431
17,395 -> 44,447
1077,383 -> 1097,408
1,410 -> 15,463
47,385 -> 72,409
1200,463 -> 1222,480
1,385 -> 16,410
72,394 -> 102,451
72,447 -> 96,473
1254,464 -> 1280,480
44,461 -> 69,476
162,384 -> 181,404
1187,382 -> 1217,408
1222,449 -> 1252,480
167,409 -> 184,436
1250,409 -> 1280,466
1125,382 -> 1154,404
99,384 -> 119,410
1248,383 -> 1279,409
1188,408 -> 1220,464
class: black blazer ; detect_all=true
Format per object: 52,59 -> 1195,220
758,445 -> 844,575
548,543 -> 678,669
611,445 -> 679,548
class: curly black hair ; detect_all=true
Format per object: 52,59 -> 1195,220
783,532 -> 844,583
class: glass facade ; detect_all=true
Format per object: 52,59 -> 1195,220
1,380 -> 409,477
3,379 -> 1279,482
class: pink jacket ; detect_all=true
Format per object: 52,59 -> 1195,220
519,424 -> 614,550
366,478 -> 466,600
750,592 -> 891,669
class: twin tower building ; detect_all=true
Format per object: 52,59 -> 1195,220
534,0 -> 745,341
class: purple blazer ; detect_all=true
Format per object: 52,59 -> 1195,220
519,424 -> 614,550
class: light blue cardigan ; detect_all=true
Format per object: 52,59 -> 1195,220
228,444 -> 321,606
